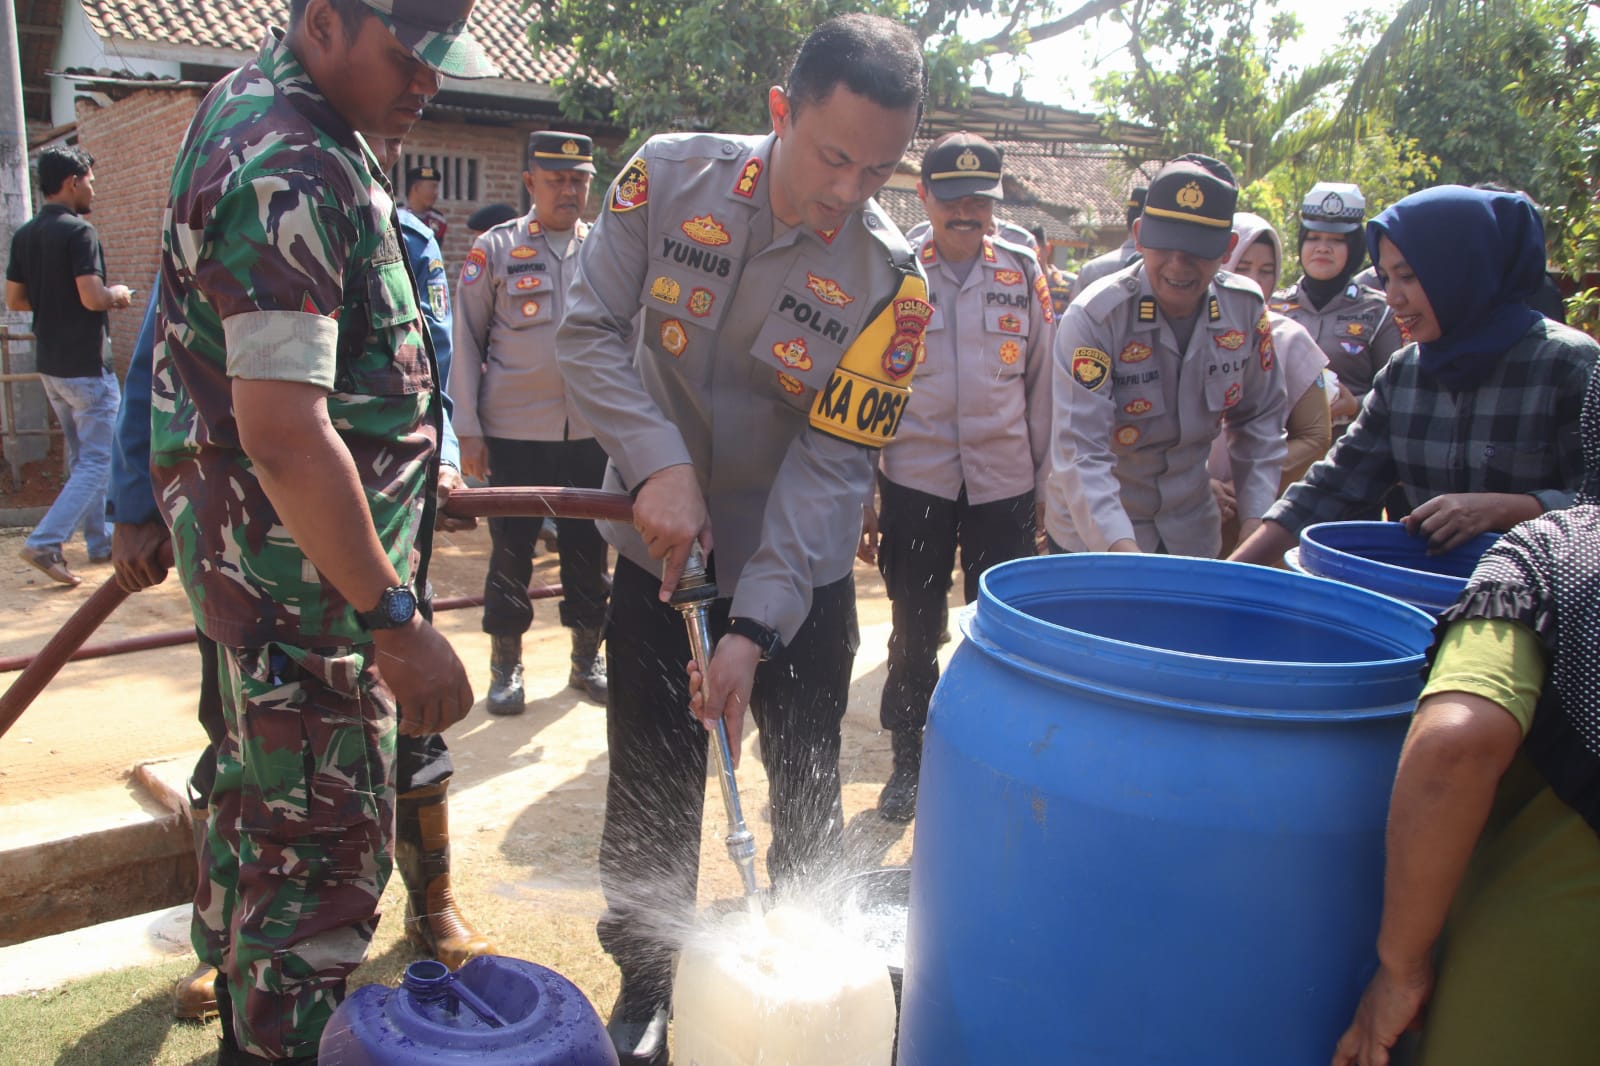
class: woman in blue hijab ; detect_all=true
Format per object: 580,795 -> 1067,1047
1232,185 -> 1597,567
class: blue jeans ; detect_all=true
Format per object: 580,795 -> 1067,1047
27,369 -> 119,558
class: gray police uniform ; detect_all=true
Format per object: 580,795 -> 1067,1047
557,130 -> 930,981
1048,263 -> 1287,558
875,231 -> 1053,735
1069,237 -> 1139,304
1270,281 -> 1404,401
450,211 -> 610,636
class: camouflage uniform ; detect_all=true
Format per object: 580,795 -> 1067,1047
150,28 -> 439,1061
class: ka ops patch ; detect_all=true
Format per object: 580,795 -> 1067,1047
809,270 -> 930,448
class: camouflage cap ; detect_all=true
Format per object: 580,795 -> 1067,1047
360,0 -> 497,80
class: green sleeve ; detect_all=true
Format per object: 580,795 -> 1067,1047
1420,618 -> 1547,734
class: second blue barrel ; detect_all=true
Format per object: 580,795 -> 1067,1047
896,555 -> 1436,1066
1295,520 -> 1499,614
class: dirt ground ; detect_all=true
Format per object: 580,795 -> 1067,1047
0,519 -> 927,1061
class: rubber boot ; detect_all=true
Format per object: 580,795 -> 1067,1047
876,729 -> 923,823
486,633 -> 525,716
606,964 -> 671,1066
396,780 -> 497,970
568,625 -> 608,704
174,806 -> 219,1021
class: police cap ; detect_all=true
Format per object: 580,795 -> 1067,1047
528,131 -> 596,174
921,132 -> 1004,201
1138,154 -> 1237,259
1300,182 -> 1367,233
405,164 -> 441,185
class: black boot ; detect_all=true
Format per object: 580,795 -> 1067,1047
487,634 -> 524,715
396,780 -> 497,969
568,625 -> 608,704
877,729 -> 923,823
606,968 -> 671,1066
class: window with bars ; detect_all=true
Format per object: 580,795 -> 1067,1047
391,153 -> 481,202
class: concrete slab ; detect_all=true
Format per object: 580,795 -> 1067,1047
0,903 -> 193,995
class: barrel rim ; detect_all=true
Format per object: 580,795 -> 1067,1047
1298,520 -> 1499,611
968,555 -> 1435,716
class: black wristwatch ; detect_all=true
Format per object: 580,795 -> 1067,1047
356,585 -> 418,631
725,617 -> 783,661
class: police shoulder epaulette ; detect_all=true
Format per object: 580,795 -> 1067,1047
989,232 -> 1037,265
1272,283 -> 1298,302
1214,269 -> 1262,299
649,130 -> 765,164
1078,270 -> 1139,324
861,198 -> 914,263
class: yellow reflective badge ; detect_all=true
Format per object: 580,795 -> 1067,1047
809,271 -> 929,448
1072,346 -> 1111,392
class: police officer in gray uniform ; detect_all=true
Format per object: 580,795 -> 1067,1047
1047,154 -> 1286,559
1270,182 -> 1404,405
556,15 -> 929,1064
1068,185 -> 1147,304
450,132 -> 610,712
864,132 -> 1052,823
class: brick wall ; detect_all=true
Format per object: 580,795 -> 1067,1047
74,90 -> 204,373
74,97 -> 537,368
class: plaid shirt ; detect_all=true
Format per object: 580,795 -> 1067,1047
1268,318 -> 1596,534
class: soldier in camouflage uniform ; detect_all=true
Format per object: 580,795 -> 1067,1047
149,1 -> 492,1061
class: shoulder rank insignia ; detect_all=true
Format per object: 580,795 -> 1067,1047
611,157 -> 649,213
1137,296 -> 1157,323
982,238 -> 997,264
527,219 -> 543,236
733,157 -> 762,199
809,272 -> 930,448
1208,295 -> 1221,322
920,242 -> 937,265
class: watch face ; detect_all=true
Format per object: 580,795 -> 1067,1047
385,588 -> 416,623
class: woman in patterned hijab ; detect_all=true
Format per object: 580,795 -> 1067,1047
1334,370 -> 1600,1066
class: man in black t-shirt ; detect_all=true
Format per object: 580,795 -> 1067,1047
6,145 -> 134,585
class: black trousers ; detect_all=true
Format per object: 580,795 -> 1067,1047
483,436 -> 610,635
877,476 -> 1035,734
595,555 -> 858,982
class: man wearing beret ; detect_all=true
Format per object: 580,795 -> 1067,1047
862,131 -> 1053,822
405,161 -> 448,244
450,131 -> 612,712
1046,154 -> 1286,559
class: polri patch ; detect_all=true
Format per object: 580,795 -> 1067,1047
1072,347 -> 1111,392
993,269 -> 1023,286
1120,342 -> 1152,363
510,246 -> 537,259
772,337 -> 813,371
462,248 -> 487,285
611,158 -> 649,213
1216,329 -> 1246,351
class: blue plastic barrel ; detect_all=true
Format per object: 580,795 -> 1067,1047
1294,520 -> 1499,614
897,555 -> 1436,1066
319,956 -> 618,1065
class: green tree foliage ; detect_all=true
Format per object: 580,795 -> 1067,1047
522,0 -> 1135,145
